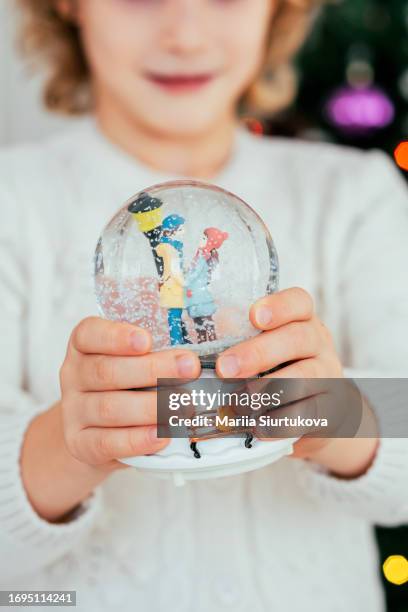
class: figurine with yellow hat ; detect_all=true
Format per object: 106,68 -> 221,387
128,193 -> 190,345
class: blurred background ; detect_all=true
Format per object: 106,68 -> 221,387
267,1 -> 408,159
257,0 -> 408,178
0,0 -> 407,608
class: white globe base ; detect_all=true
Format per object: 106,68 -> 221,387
120,436 -> 297,486
119,367 -> 296,486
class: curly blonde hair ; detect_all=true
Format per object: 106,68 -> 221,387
14,0 -> 325,117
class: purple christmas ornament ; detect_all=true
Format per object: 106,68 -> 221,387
326,85 -> 395,133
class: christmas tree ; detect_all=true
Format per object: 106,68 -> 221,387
268,0 -> 408,165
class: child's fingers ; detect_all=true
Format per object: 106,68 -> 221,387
80,390 -> 157,428
216,321 -> 321,379
78,349 -> 201,391
262,357 -> 325,380
71,317 -> 152,356
76,425 -> 169,464
250,287 -> 314,331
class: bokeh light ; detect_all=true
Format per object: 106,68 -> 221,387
394,141 -> 408,171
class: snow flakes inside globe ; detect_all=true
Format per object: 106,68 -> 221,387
94,180 -> 279,357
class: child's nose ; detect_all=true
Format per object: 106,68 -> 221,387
160,0 -> 209,55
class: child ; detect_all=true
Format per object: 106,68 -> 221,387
1,1 -> 407,610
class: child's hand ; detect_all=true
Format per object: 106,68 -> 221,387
215,288 -> 378,478
21,317 -> 200,522
60,317 -> 201,470
216,287 -> 343,380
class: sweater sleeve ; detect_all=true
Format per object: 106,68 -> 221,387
294,150 -> 408,526
0,172 -> 102,580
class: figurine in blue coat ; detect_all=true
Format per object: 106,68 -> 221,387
185,227 -> 229,344
157,214 -> 186,346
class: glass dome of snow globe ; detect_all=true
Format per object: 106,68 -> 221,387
94,180 -> 279,362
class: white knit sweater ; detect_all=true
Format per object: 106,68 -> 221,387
1,119 -> 408,612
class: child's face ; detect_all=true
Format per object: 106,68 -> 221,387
75,0 -> 276,136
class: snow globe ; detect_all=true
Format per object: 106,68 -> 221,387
94,180 -> 296,484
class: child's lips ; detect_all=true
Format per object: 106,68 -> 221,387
145,72 -> 215,92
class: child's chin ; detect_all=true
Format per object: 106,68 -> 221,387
149,108 -> 221,135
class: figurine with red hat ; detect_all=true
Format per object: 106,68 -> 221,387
185,227 -> 229,344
